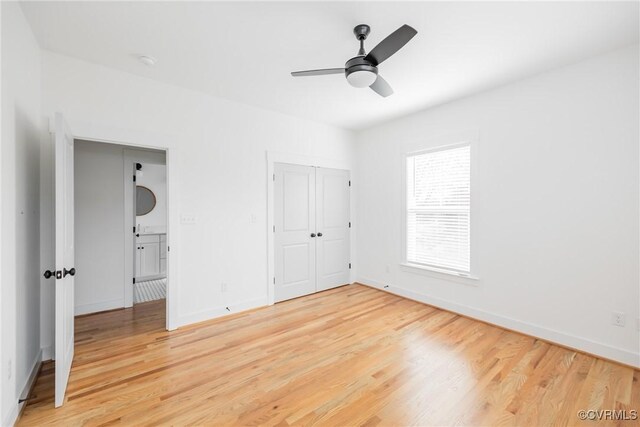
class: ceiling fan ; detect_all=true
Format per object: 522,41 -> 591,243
291,24 -> 417,97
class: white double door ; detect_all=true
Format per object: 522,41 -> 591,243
274,163 -> 351,303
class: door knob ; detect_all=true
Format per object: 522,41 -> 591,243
43,270 -> 55,279
310,233 -> 316,238
317,232 -> 323,237
63,267 -> 76,277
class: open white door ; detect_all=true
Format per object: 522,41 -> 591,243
54,112 -> 75,407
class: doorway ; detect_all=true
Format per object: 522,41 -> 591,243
126,156 -> 167,306
273,162 -> 351,302
74,142 -> 168,313
50,113 -> 175,407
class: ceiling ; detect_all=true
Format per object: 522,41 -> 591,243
21,1 -> 639,130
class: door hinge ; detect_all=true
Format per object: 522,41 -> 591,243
273,225 -> 275,233
273,173 -> 275,181
349,222 -> 351,228
167,246 -> 170,252
133,226 -> 136,233
133,175 -> 136,182
348,180 -> 351,187
133,277 -> 136,284
349,263 -> 352,269
273,277 -> 276,284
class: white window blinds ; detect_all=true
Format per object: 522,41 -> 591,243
406,144 -> 470,273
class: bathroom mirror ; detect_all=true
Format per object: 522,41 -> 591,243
136,186 -> 156,215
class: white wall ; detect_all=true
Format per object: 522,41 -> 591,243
1,2 -> 42,425
355,45 -> 640,367
136,163 -> 166,232
39,50 -> 355,347
74,141 -> 166,315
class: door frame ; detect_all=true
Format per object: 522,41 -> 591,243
266,151 -> 353,305
64,119 -> 179,330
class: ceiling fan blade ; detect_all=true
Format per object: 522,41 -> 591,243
369,75 -> 394,97
364,24 -> 417,66
291,68 -> 345,77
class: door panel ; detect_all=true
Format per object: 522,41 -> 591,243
140,242 -> 160,277
54,112 -> 75,407
283,172 -> 311,231
316,167 -> 350,292
274,163 -> 316,302
283,243 -> 311,284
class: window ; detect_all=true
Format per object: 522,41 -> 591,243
406,144 -> 470,273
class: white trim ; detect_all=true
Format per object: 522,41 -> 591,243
123,151 -> 135,308
405,140 -> 472,157
401,131 -> 480,280
63,119 -> 179,331
358,278 -> 640,368
176,297 -> 267,327
75,298 -> 124,316
399,262 -> 480,285
266,151 -> 353,306
3,398 -> 19,427
41,345 -> 53,362
4,349 -> 44,427
19,349 -> 42,401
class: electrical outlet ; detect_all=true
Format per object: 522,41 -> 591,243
612,311 -> 626,327
221,283 -> 228,292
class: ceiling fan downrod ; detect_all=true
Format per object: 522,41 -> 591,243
354,24 -> 370,56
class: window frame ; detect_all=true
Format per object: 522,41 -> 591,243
401,139 -> 479,283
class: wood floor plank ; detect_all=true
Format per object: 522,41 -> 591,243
17,284 -> 639,426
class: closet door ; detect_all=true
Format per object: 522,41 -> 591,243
274,163 -> 316,302
316,167 -> 351,291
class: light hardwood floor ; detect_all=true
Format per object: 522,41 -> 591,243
19,284 -> 640,426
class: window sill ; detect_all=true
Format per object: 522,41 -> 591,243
399,263 -> 480,285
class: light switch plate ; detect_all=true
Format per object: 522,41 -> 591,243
180,214 -> 196,225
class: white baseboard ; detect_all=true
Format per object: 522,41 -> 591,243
3,349 -> 43,427
3,401 -> 20,427
176,297 -> 268,328
358,277 -> 640,368
19,349 -> 42,401
41,345 -> 53,361
75,298 -> 124,316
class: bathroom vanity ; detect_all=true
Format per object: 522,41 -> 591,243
135,233 -> 167,280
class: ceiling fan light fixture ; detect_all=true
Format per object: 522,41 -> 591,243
346,67 -> 378,88
291,23 -> 417,97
